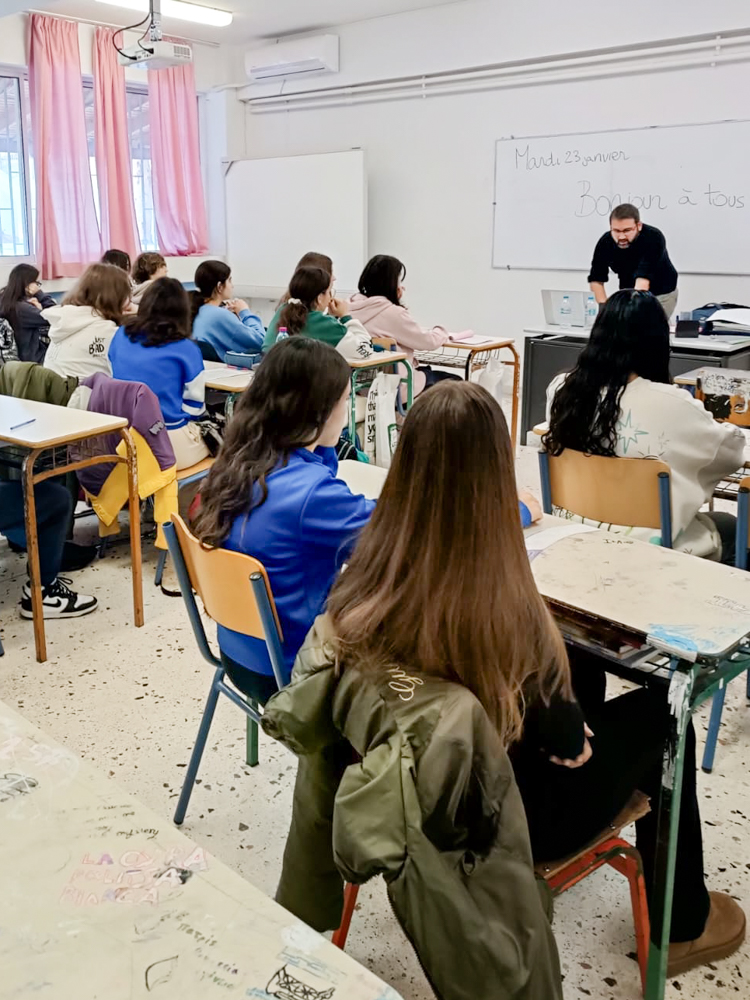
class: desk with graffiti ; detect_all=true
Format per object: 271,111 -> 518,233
0,700 -> 402,1000
526,520 -> 750,1000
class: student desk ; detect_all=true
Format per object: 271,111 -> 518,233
415,338 -> 520,445
338,459 -> 388,498
0,398 -> 143,663
0,699 -> 403,1000
203,361 -> 254,393
525,520 -> 750,1000
521,325 -> 750,438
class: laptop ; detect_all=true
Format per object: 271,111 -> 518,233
542,290 -> 586,328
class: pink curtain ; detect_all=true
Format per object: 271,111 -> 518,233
93,27 -> 140,259
28,14 -> 102,278
148,60 -> 208,256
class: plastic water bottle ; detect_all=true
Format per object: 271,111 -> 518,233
585,295 -> 598,327
277,326 -> 289,341
559,295 -> 572,325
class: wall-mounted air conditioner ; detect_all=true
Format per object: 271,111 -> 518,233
245,34 -> 339,83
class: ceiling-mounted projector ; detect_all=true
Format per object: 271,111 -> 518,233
115,0 -> 193,70
118,39 -> 192,69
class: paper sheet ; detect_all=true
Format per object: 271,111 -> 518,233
525,522 -> 598,558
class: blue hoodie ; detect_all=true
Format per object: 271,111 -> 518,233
217,447 -> 375,680
192,303 -> 264,360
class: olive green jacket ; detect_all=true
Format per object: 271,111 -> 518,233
261,615 -> 563,1000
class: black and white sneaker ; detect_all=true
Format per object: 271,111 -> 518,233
20,577 -> 98,620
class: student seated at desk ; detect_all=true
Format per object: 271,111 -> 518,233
109,278 -> 210,470
545,289 -> 744,563
0,481 -> 97,619
0,264 -> 57,364
101,249 -> 132,276
131,252 -> 167,306
191,260 -> 264,362
191,338 -> 375,703
263,266 -> 374,362
43,264 -> 132,380
348,254 -> 466,395
291,380 -> 743,977
276,251 -> 333,306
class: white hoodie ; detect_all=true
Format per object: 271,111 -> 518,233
546,373 -> 745,559
42,305 -> 117,380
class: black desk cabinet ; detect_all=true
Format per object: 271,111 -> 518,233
521,334 -> 750,438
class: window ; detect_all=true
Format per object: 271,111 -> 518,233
82,79 -> 158,252
126,87 -> 158,252
0,74 -> 31,256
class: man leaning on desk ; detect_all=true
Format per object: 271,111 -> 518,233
588,203 -> 679,319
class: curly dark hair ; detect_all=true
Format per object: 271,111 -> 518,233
192,337 -> 350,547
123,277 -> 190,348
543,289 -> 671,457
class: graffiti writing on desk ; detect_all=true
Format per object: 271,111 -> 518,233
0,735 -> 77,771
145,955 -> 178,992
60,846 -> 206,906
708,594 -> 750,616
0,772 -> 38,803
266,965 -> 335,1000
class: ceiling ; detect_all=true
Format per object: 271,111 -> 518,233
25,0 -> 468,45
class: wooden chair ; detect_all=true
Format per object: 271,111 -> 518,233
536,791 -> 651,995
538,449 -> 673,546
702,475 -> 750,772
332,793 -> 651,994
154,458 -> 214,587
163,514 -> 286,826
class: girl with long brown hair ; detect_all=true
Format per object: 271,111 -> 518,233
192,337 -> 376,703
43,263 -> 132,379
282,380 -> 742,979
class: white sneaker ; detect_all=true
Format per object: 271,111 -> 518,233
20,577 -> 98,619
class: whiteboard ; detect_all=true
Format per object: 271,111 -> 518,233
492,121 -> 750,275
225,149 -> 367,296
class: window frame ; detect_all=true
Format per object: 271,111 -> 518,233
0,63 -> 35,263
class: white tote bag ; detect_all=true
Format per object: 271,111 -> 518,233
364,371 -> 401,468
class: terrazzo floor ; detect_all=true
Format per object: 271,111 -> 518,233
0,448 -> 748,1000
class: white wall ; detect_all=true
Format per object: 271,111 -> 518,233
239,0 -> 750,342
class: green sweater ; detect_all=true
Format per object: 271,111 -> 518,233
263,306 -> 354,352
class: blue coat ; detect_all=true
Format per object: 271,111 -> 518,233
193,303 -> 264,360
218,447 -> 375,680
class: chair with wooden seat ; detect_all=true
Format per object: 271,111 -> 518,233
701,475 -> 750,772
331,793 -> 651,993
538,448 -> 673,547
154,458 -> 214,587
163,513 -> 286,826
535,791 -> 651,994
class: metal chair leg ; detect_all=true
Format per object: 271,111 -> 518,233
332,883 -> 360,949
246,701 -> 259,767
609,851 -> 650,996
174,670 -> 223,825
154,548 -> 168,587
746,669 -> 750,701
0,633 -> 4,656
702,684 -> 728,773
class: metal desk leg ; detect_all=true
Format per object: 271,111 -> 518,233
645,663 -> 693,1000
506,344 -> 521,447
120,428 -> 144,628
349,370 -> 359,443
22,448 -> 46,663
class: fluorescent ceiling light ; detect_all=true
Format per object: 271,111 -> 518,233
95,0 -> 233,28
